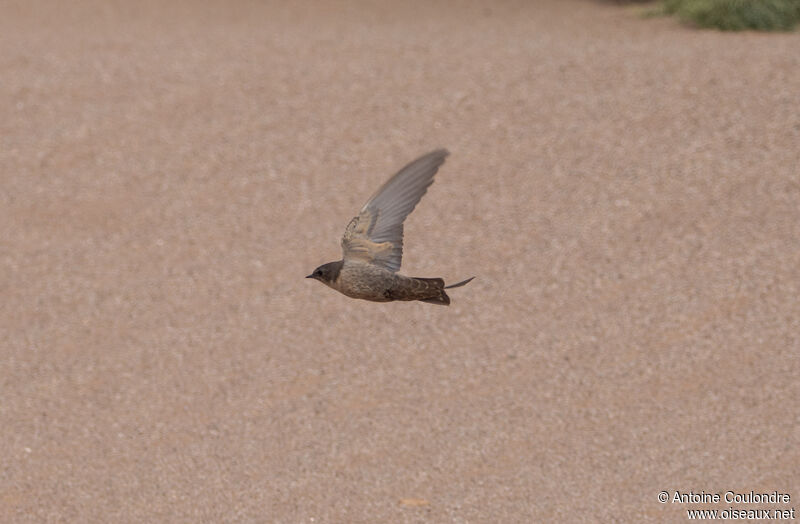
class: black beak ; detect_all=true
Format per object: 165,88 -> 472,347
306,274 -> 314,279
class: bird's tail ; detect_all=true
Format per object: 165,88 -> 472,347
415,276 -> 475,306
411,277 -> 449,306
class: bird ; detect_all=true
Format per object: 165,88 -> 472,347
306,149 -> 474,305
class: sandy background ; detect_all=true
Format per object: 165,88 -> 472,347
2,0 -> 799,522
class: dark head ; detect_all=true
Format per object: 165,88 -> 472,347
306,260 -> 343,286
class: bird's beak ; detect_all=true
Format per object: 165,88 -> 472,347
306,274 -> 314,279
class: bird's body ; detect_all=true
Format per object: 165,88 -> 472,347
333,259 -> 466,305
307,149 -> 473,306
337,260 -> 398,302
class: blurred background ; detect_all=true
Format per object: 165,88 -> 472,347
2,0 -> 798,521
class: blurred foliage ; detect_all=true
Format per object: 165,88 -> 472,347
662,0 -> 800,31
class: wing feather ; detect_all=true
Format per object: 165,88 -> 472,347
341,149 -> 448,272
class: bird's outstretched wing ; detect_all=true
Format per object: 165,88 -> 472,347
341,149 -> 449,272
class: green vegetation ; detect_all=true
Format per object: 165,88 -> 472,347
661,0 -> 800,31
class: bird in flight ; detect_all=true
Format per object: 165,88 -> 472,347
306,149 -> 473,305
